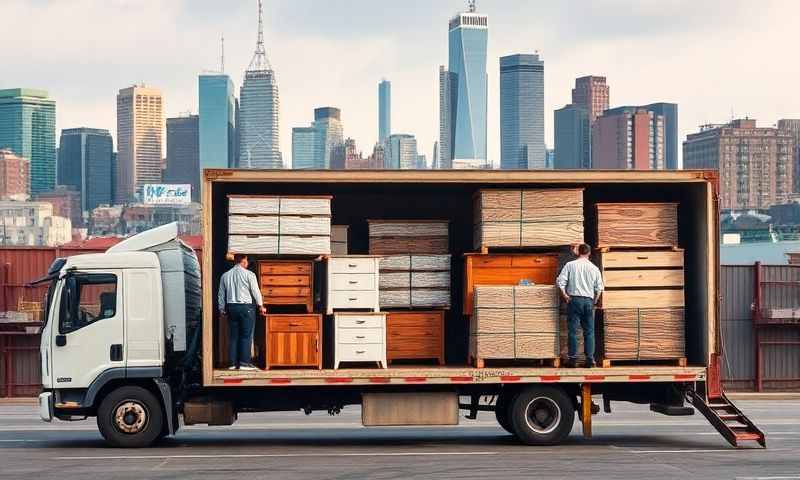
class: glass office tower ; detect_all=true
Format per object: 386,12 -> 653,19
500,54 -> 545,169
199,74 -> 237,170
0,89 -> 56,194
378,80 -> 391,144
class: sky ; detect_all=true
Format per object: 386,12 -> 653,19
3,0 -> 800,168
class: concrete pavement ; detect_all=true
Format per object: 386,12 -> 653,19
0,400 -> 798,479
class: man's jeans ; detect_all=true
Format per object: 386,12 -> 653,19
567,296 -> 595,361
226,303 -> 256,367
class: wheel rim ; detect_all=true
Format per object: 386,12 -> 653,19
523,396 -> 561,435
113,400 -> 149,434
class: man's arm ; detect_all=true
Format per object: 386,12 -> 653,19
217,275 -> 226,315
556,263 -> 571,303
593,267 -> 604,305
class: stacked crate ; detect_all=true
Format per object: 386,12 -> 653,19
596,203 -> 686,366
473,188 -> 584,251
369,220 -> 450,364
227,195 -> 332,255
469,285 -> 560,368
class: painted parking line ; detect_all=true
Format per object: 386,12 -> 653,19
56,451 -> 500,461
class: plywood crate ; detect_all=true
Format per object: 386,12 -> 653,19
227,195 -> 332,255
368,220 -> 449,255
473,188 -> 584,249
469,285 -> 560,366
596,203 -> 678,248
599,249 -> 685,309
601,308 -> 685,362
378,254 -> 451,309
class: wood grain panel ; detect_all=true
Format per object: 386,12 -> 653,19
228,215 -> 279,235
471,308 -> 514,334
261,275 -> 310,287
411,271 -> 450,288
521,188 -> 584,210
228,196 -> 279,215
520,207 -> 583,222
521,222 -> 584,246
380,272 -> 410,289
515,334 -> 559,358
601,250 -> 684,269
267,315 -> 319,332
258,261 -> 314,312
514,286 -> 559,308
476,189 -> 522,210
260,263 -> 311,275
331,225 -> 349,242
602,308 -> 685,360
597,203 -> 678,248
410,255 -> 451,271
379,255 -> 411,271
279,197 -> 331,215
279,216 -> 331,236
228,235 -> 278,254
603,269 -> 684,288
515,308 -> 559,333
278,235 -> 331,255
380,289 -> 411,308
474,223 -> 521,248
368,220 -> 449,237
261,287 -> 311,297
469,334 -> 515,359
601,289 -> 685,309
370,236 -> 448,255
411,288 -> 450,307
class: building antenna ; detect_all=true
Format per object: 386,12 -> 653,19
247,0 -> 271,71
468,0 -> 476,12
220,34 -> 225,73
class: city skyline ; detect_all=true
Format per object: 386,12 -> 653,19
3,1 -> 800,168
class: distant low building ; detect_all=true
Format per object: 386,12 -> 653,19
89,205 -> 124,236
0,200 -> 71,246
36,185 -> 82,227
90,203 -> 201,236
0,148 -> 30,200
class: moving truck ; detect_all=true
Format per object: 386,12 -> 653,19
37,169 -> 765,448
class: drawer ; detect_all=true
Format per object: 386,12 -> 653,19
261,275 -> 310,287
336,343 -> 384,362
262,286 -> 311,297
603,269 -> 684,288
336,314 -> 385,329
471,256 -> 511,268
330,257 -> 377,274
329,290 -> 377,309
337,328 -> 384,344
601,251 -> 683,269
260,263 -> 311,275
388,324 -> 441,338
601,288 -> 685,309
268,315 -> 319,332
331,273 -> 376,291
510,256 -> 558,268
387,312 -> 443,328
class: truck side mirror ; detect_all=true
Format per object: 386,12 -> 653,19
55,335 -> 67,347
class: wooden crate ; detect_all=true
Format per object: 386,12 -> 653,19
599,249 -> 685,309
473,188 -> 584,249
463,253 -> 558,316
596,203 -> 678,248
378,254 -> 451,309
368,220 -> 449,255
470,285 -> 560,366
601,308 -> 685,362
331,225 -> 349,255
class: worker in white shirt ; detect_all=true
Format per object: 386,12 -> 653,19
217,254 -> 266,371
556,243 -> 604,368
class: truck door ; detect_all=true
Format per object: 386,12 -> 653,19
51,271 -> 125,389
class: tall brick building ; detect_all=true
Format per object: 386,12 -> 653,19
0,148 -> 29,200
571,76 -> 609,125
683,119 -> 794,210
591,108 -> 665,170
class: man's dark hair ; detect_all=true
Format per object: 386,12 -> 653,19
578,244 -> 591,256
233,253 -> 248,264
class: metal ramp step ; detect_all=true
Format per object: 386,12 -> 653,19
690,391 -> 766,448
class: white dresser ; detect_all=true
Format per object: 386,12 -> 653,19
326,256 -> 382,315
333,312 -> 387,369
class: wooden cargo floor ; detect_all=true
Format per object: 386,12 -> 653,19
210,364 -> 706,387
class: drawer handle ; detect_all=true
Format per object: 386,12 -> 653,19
348,280 -> 358,284
348,264 -> 357,268
636,256 -> 649,260
356,335 -> 365,339
355,320 -> 366,324
289,323 -> 302,327
348,297 -> 357,301
356,350 -> 366,354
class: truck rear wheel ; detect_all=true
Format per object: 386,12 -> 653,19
97,386 -> 164,448
509,386 -> 574,445
494,393 -> 515,434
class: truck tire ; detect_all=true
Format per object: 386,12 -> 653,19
509,386 -> 574,445
494,393 -> 515,435
97,386 -> 164,448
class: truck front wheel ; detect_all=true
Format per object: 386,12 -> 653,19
509,386 -> 574,445
97,386 -> 164,448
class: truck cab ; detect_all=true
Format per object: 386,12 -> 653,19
38,223 -> 201,447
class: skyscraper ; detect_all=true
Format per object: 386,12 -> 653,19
199,74 -> 237,169
291,127 -> 316,169
572,76 -> 609,125
313,107 -> 343,169
684,119 -> 794,210
606,103 -> 678,169
0,89 -> 56,195
386,134 -> 419,169
378,80 -> 391,144
777,119 -> 800,192
432,141 -> 439,169
440,2 -> 488,168
500,53 -> 544,169
57,128 -> 114,213
239,0 -> 281,168
592,108 -> 664,170
554,104 -> 590,169
438,66 -> 454,169
165,115 -> 200,201
116,85 -> 163,203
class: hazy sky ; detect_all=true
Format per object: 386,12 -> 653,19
4,0 -> 799,167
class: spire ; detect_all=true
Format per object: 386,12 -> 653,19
247,0 -> 271,71
220,34 -> 225,73
468,0 -> 476,12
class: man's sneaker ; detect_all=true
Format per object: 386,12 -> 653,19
239,364 -> 259,371
227,365 -> 239,371
584,359 -> 596,369
564,359 -> 578,368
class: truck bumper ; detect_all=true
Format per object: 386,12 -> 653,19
39,392 -> 54,422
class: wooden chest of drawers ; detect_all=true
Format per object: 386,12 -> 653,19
599,250 -> 684,309
265,314 -> 322,369
334,312 -> 387,369
596,203 -> 678,248
326,256 -> 381,314
258,260 -> 314,313
386,311 -> 445,364
463,253 -> 558,316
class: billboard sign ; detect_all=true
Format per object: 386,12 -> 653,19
143,184 -> 192,205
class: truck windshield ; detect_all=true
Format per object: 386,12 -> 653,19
41,279 -> 57,327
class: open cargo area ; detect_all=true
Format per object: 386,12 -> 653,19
202,169 -> 718,387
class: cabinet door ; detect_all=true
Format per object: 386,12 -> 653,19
268,332 -> 319,367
